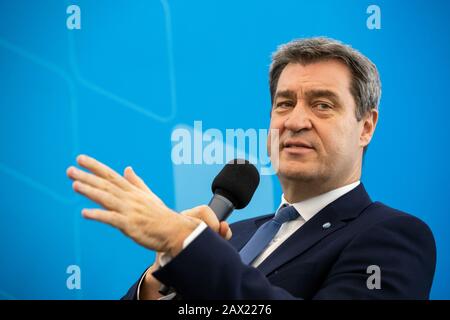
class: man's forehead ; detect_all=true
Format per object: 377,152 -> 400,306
276,61 -> 352,97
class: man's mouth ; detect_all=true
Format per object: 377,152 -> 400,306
282,140 -> 315,155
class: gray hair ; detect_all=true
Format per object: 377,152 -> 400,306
269,37 -> 381,121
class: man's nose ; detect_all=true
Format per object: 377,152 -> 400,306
284,102 -> 312,133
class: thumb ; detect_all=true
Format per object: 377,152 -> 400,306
124,166 -> 163,204
123,166 -> 151,192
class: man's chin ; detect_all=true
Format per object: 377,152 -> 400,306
277,164 -> 319,182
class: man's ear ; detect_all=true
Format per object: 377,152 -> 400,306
360,109 -> 379,148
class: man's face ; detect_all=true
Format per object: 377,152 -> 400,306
268,60 -> 371,185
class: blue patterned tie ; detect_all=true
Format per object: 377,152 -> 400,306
239,205 -> 300,265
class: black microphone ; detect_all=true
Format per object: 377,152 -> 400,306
208,159 -> 260,221
158,159 -> 260,297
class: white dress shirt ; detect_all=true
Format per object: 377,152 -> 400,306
137,180 -> 360,299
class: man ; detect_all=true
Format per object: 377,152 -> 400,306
67,37 -> 436,299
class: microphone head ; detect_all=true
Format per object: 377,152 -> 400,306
211,159 -> 260,209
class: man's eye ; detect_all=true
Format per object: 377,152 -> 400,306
314,103 -> 332,111
276,101 -> 294,108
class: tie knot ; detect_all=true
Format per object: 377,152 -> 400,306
274,205 -> 300,224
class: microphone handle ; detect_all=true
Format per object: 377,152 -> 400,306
208,193 -> 235,221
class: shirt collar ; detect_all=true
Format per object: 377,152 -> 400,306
277,181 -> 361,222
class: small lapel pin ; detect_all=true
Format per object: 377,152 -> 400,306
322,222 -> 331,229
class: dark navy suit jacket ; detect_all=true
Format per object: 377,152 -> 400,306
122,184 -> 436,299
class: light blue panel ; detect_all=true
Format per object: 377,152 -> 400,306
171,124 -> 276,223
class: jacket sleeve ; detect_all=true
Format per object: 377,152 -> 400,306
152,227 -> 300,299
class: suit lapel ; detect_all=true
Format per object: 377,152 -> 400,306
256,210 -> 347,276
253,184 -> 372,276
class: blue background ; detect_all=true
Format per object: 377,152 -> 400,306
0,0 -> 448,299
